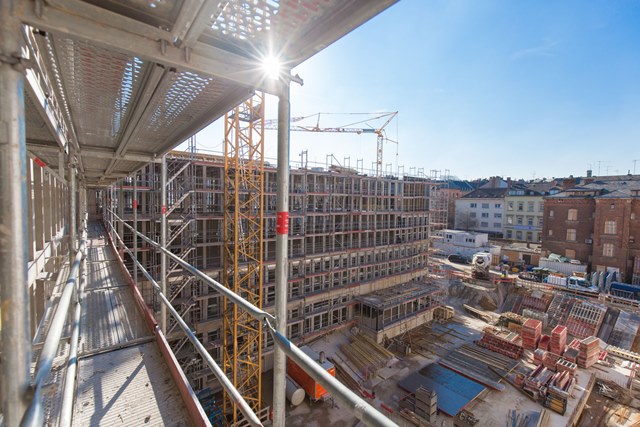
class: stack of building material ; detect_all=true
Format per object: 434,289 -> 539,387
563,339 -> 581,363
550,325 -> 567,355
542,352 -> 561,371
538,334 -> 550,351
498,312 -> 526,333
565,302 -> 607,339
545,371 -> 574,415
522,319 -> 542,350
340,333 -> 394,378
547,294 -> 577,328
556,359 -> 577,375
533,348 -> 546,365
477,327 -> 523,359
415,387 -> 437,423
578,336 -> 601,368
522,308 -> 549,328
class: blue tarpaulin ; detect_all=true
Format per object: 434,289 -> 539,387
398,364 -> 485,416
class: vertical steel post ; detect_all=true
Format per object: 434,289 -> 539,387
133,172 -> 138,285
68,156 -> 76,256
0,1 -> 31,424
118,180 -> 124,258
161,155 -> 167,333
272,81 -> 290,427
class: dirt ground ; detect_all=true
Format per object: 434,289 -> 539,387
273,271 -> 640,427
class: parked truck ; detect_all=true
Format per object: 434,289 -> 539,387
545,275 -> 599,293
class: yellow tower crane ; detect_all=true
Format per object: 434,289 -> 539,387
264,111 -> 398,176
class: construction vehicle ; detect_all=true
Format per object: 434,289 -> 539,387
545,275 -> 599,294
471,252 -> 492,280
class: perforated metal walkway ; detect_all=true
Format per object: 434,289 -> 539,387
72,223 -> 191,426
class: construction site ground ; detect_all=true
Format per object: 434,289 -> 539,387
282,276 -> 640,427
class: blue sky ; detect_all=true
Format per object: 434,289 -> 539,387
194,0 -> 640,180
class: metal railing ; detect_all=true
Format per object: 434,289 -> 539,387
107,209 -> 398,427
23,216 -> 88,427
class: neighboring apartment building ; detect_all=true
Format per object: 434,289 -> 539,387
454,187 -> 508,237
444,180 -> 474,229
542,179 -> 640,283
503,180 -> 562,243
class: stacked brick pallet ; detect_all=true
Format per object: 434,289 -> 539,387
533,348 -> 545,365
477,327 -> 523,359
521,319 -> 542,350
538,335 -> 550,351
556,359 -> 577,375
550,325 -> 567,355
542,352 -> 561,370
578,336 -> 600,368
563,339 -> 580,364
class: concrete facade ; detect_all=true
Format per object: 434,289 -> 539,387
504,194 -> 545,243
454,188 -> 508,237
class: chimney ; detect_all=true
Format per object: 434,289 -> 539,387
586,170 -> 592,178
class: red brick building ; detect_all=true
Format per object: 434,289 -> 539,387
542,179 -> 640,283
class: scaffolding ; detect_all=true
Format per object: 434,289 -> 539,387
223,93 -> 265,421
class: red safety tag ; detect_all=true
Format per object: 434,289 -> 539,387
34,157 -> 47,168
276,211 -> 289,235
133,200 -> 138,209
161,205 -> 166,215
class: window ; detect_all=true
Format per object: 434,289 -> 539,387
538,217 -> 544,227
506,230 -> 513,239
517,202 -> 524,211
470,212 -> 477,218
526,231 -> 533,241
494,222 -> 501,228
549,229 -> 553,236
549,209 -> 554,218
527,217 -> 534,226
507,216 -> 513,225
481,213 -> 489,218
566,229 -> 576,241
470,203 -> 477,208
539,203 -> 544,212
517,216 -> 523,225
482,203 -> 489,209
495,203 -> 501,209
527,202 -> 535,212
481,221 -> 489,227
603,243 -> 614,257
494,213 -> 502,218
568,209 -> 577,221
604,220 -> 616,234
507,202 -> 514,211
516,231 -> 523,240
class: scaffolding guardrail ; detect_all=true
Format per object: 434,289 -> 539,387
107,208 -> 398,427
23,218 -> 88,427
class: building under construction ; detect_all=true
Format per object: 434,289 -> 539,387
102,146 -> 445,393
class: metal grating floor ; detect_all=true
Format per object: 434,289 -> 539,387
73,343 -> 190,427
73,223 -> 190,426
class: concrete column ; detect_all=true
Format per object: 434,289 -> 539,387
0,1 -> 32,423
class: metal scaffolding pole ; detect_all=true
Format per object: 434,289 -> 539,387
68,156 -> 77,256
0,2 -> 31,425
133,172 -> 138,285
161,155 -> 168,333
272,81 -> 290,427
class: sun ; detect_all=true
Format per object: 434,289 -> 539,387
262,55 -> 282,80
